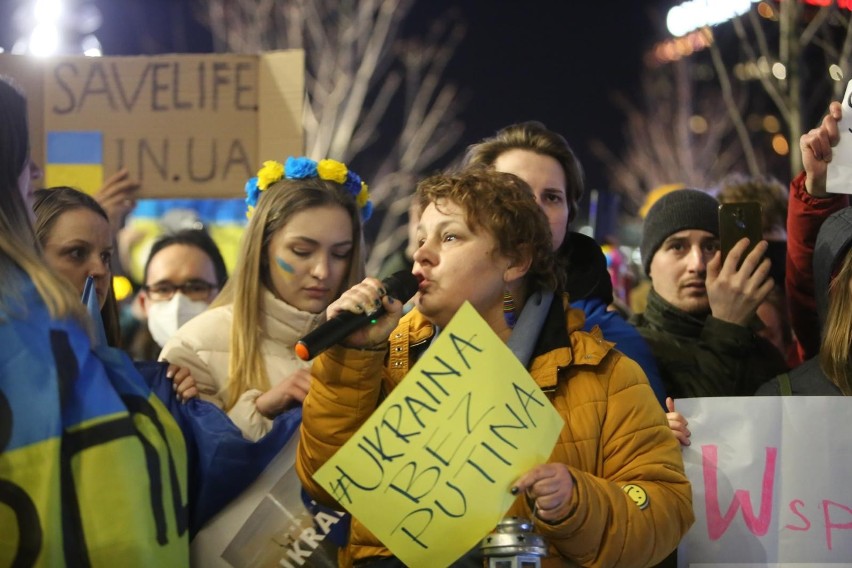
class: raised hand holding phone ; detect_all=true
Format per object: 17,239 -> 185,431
707,233 -> 773,327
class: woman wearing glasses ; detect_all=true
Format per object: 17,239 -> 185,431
160,157 -> 370,440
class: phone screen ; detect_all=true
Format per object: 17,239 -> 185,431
719,202 -> 763,265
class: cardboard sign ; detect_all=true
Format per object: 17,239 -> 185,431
312,302 -> 564,568
0,51 -> 304,198
826,79 -> 852,195
677,396 -> 852,566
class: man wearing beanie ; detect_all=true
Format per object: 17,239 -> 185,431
630,188 -> 787,401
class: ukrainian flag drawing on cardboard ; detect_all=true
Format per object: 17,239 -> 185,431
44,131 -> 104,195
0,51 -> 305,199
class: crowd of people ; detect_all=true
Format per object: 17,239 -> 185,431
2,61 -> 851,568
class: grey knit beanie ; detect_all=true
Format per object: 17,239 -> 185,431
641,189 -> 719,276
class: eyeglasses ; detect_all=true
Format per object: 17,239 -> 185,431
144,280 -> 218,301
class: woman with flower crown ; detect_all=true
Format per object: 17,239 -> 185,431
160,156 -> 371,441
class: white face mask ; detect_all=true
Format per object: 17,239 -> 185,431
147,293 -> 209,347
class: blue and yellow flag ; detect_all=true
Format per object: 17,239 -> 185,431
2,275 -> 307,566
0,277 -> 189,566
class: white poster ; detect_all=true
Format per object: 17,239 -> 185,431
826,79 -> 852,195
677,397 -> 852,567
190,436 -> 347,568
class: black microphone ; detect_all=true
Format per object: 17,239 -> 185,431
294,270 -> 419,361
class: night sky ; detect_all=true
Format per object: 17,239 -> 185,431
412,0 -> 675,191
1,0 -> 677,209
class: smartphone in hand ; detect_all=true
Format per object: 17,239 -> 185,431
719,202 -> 763,266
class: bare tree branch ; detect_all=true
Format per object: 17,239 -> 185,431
733,16 -> 791,118
197,0 -> 466,272
835,12 -> 852,99
780,0 -> 803,173
592,60 -> 754,214
801,6 -> 831,47
708,38 -> 761,176
747,8 -> 773,62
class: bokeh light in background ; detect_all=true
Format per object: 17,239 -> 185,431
688,115 -> 708,134
647,28 -> 713,66
113,275 -> 133,302
771,134 -> 789,156
763,115 -> 780,134
756,1 -> 778,20
11,0 -> 102,57
666,0 -> 760,38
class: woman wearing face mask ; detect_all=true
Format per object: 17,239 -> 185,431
296,168 -> 693,567
33,186 -> 122,347
126,229 -> 228,360
160,157 -> 370,440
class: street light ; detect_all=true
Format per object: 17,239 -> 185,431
10,0 -> 102,57
667,0 -> 761,37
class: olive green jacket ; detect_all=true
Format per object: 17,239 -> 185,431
630,289 -> 787,398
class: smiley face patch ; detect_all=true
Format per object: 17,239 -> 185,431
623,484 -> 649,510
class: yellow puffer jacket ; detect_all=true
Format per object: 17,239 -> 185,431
297,295 -> 693,567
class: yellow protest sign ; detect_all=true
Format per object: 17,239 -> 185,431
312,302 -> 564,568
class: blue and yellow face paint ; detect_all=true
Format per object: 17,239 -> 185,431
276,257 -> 296,279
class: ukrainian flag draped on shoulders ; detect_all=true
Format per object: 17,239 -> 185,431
0,272 -> 189,566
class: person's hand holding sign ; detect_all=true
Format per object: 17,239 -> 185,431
802,101 -> 843,197
666,397 -> 691,447
512,463 -> 576,524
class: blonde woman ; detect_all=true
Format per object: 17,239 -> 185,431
758,207 -> 852,395
816,229 -> 852,396
161,157 -> 369,440
33,186 -> 122,347
757,101 -> 851,396
0,76 -> 188,562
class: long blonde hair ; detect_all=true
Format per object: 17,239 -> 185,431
0,76 -> 85,325
819,247 -> 852,395
214,177 -> 366,410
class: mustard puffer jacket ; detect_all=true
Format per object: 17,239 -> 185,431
297,295 -> 694,567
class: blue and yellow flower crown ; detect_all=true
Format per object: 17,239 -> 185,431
244,156 -> 372,221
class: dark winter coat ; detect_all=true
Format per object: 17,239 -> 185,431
630,289 -> 787,398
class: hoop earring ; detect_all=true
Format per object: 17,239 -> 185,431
503,290 -> 517,328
